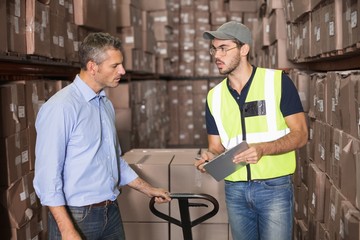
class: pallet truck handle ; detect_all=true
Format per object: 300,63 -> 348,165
149,193 -> 219,240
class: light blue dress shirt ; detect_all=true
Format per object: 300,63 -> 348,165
33,75 -> 138,207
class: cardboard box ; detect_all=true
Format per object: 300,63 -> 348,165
210,11 -> 227,26
295,219 -> 309,240
106,0 -> 117,35
118,150 -> 173,222
168,82 -> 180,146
64,22 -> 79,62
323,174 -> 332,228
65,0 -> 74,23
140,0 -> 168,11
308,118 -> 316,162
338,71 -> 360,139
1,174 -> 35,229
317,222 -> 330,240
25,0 -> 51,57
255,17 -> 270,50
28,125 -> 36,171
195,11 -> 210,25
299,13 -> 312,59
326,71 -> 342,128
117,4 -> 142,28
313,121 -> 332,173
117,0 -> 141,9
326,184 -> 346,240
268,8 -> 287,45
314,73 -> 327,122
296,71 -> 311,113
266,0 -> 284,16
228,0 -> 257,12
142,10 -> 157,54
180,6 -> 195,24
342,0 -> 360,49
26,171 -> 40,209
340,134 -> 360,209
50,12 -> 66,60
170,152 -> 228,223
0,83 -> 27,138
7,0 -> 27,54
292,0 -> 311,22
119,26 -> 143,50
0,129 -> 30,187
308,163 -> 326,221
0,1 -> 7,53
299,182 -> 309,223
115,108 -> 132,131
3,214 -> 41,240
268,39 -> 296,69
105,83 -> 130,109
321,0 -> 343,53
340,201 -> 360,240
295,144 -> 310,187
195,51 -> 210,76
73,0 -> 107,31
311,5 -> 322,57
149,10 -> 174,27
209,0 -> 224,12
123,222 -> 169,240
331,128 -> 343,188
24,80 -> 46,126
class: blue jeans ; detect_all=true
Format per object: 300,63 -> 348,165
225,175 -> 293,240
48,202 -> 125,240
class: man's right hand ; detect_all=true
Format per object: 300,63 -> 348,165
194,151 -> 215,173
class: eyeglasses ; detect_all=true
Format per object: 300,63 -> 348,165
209,46 -> 238,56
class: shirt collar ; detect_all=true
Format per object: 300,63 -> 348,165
74,75 -> 106,102
226,65 -> 257,93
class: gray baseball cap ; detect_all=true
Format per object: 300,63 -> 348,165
203,21 -> 252,45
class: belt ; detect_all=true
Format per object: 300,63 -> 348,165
90,200 -> 115,207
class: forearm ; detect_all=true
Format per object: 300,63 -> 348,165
127,177 -> 153,197
48,206 -> 79,238
207,135 -> 225,156
127,177 -> 171,203
257,129 -> 307,156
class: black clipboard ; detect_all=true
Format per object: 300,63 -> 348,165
203,142 -> 249,181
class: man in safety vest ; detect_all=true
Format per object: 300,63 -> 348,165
195,21 -> 308,240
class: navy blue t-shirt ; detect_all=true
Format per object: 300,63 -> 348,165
206,66 -> 304,135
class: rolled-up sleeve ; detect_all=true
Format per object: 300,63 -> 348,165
118,156 -> 138,186
33,101 -> 68,206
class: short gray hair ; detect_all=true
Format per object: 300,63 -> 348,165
79,32 -> 122,70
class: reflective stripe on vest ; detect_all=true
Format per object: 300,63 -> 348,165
207,68 -> 296,181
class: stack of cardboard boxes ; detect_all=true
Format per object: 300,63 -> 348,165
281,0 -> 360,239
118,149 -> 231,240
0,0 -> 76,61
0,79 -> 71,239
291,69 -> 360,239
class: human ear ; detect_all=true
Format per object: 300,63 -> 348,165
87,61 -> 98,75
240,44 -> 250,56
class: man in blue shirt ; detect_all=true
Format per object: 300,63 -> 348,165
33,32 -> 171,240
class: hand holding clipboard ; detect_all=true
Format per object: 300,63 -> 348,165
202,142 -> 249,181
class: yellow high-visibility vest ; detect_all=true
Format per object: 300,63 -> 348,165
207,68 -> 296,181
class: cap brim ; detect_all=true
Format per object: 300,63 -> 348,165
203,31 -> 235,40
